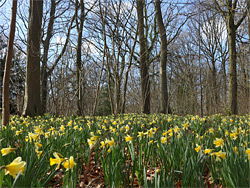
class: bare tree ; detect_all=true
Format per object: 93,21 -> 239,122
75,0 -> 85,116
213,0 -> 247,114
22,0 -> 43,116
155,0 -> 169,114
2,0 -> 17,126
137,0 -> 150,114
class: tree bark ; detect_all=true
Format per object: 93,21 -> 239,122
137,0 -> 150,114
247,1 -> 250,113
155,0 -> 170,114
227,5 -> 237,115
22,0 -> 43,116
211,59 -> 218,113
2,0 -> 17,126
75,0 -> 85,116
41,0 -> 55,114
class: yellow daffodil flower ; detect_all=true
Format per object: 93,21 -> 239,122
182,123 -> 189,130
34,142 -> 42,149
195,144 -> 202,153
34,126 -> 44,135
107,138 -> 115,147
63,156 -> 76,172
204,149 -> 213,154
161,136 -> 167,144
138,131 -> 144,139
35,149 -> 43,159
211,150 -> 226,161
1,147 -> 17,156
208,128 -> 214,134
5,157 -> 26,178
125,135 -> 133,142
15,130 -> 23,136
173,126 -> 180,133
100,141 -> 106,149
50,152 -> 65,170
213,138 -> 224,148
246,148 -> 250,155
60,125 -> 65,132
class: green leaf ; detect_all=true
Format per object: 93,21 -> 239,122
0,169 -> 5,188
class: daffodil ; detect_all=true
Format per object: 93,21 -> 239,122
138,131 -> 144,139
28,132 -> 39,142
34,126 -> 44,134
15,130 -> 23,136
34,142 -> 42,149
182,122 -> 189,130
125,135 -> 133,142
60,125 -> 65,132
161,136 -> 167,144
148,140 -> 154,145
246,148 -> 250,155
50,152 -> 65,170
106,138 -> 115,147
100,141 -> 106,149
208,128 -> 214,134
213,138 -> 224,148
35,149 -> 43,159
204,149 -> 213,154
146,128 -> 154,138
4,157 -> 26,178
195,144 -> 202,153
87,139 -> 95,148
173,126 -> 180,133
1,147 -> 17,156
63,156 -> 76,172
211,150 -> 226,161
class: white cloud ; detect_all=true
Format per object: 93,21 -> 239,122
55,35 -> 66,45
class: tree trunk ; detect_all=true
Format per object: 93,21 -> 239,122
222,58 -> 227,110
155,0 -> 170,114
227,11 -> 237,115
41,0 -> 55,114
121,31 -> 137,113
106,56 -> 114,114
214,0 -> 247,115
2,0 -> 17,126
76,0 -> 85,116
247,2 -> 250,113
211,60 -> 218,113
137,0 -> 150,114
23,0 -> 43,116
114,74 -> 121,114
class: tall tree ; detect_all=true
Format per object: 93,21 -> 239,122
2,0 -> 17,126
214,0 -> 247,114
137,0 -> 150,114
22,0 -> 43,116
41,0 -> 56,114
155,0 -> 170,114
75,0 -> 85,116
